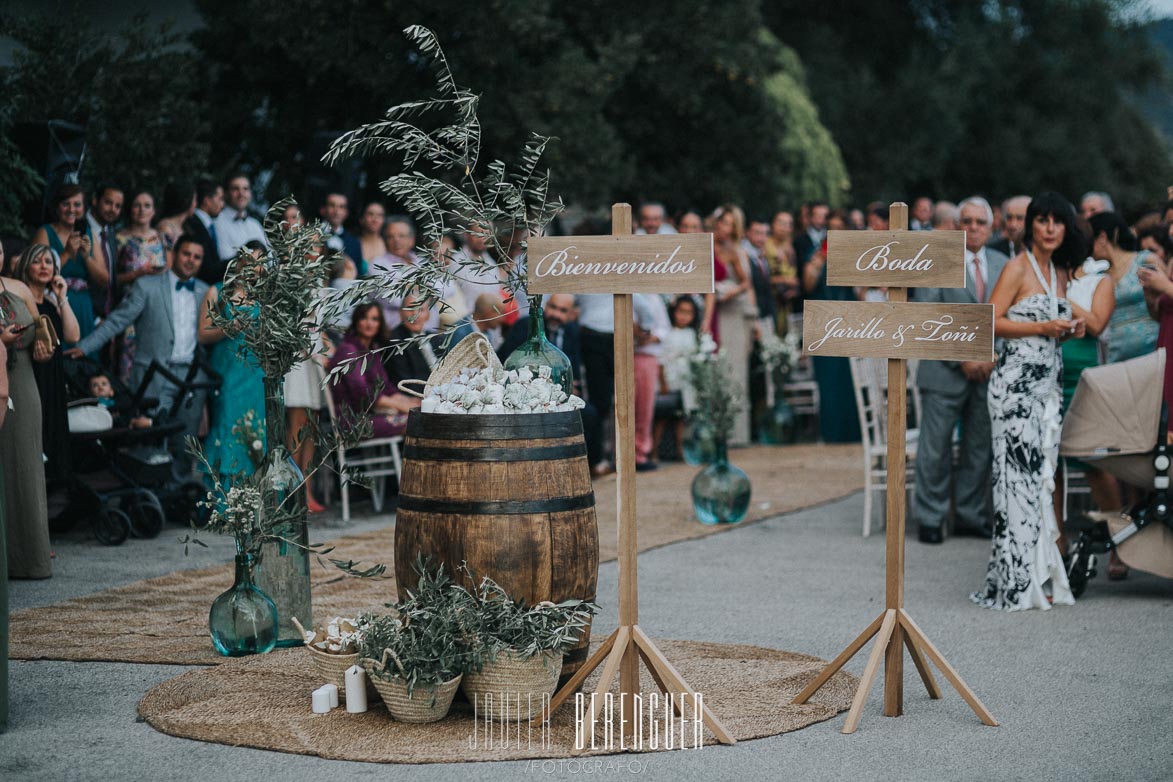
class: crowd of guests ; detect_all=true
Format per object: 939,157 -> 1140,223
2,174 -> 1172,615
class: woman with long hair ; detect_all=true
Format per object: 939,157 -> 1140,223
327,302 -> 421,438
0,238 -> 54,578
32,183 -> 104,341
973,192 -> 1087,611
1088,211 -> 1160,364
115,190 -> 171,383
701,204 -> 754,446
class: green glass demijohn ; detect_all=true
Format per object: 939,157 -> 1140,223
691,438 -> 751,525
208,552 -> 279,657
251,376 -> 313,648
503,295 -> 573,395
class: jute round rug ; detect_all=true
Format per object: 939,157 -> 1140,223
138,638 -> 858,763
11,444 -> 862,666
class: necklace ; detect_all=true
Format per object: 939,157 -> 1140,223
1025,249 -> 1058,319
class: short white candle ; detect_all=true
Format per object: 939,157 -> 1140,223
312,687 -> 332,714
345,665 -> 368,713
322,683 -> 339,708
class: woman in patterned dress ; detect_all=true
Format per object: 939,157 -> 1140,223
973,192 -> 1087,611
116,190 -> 171,383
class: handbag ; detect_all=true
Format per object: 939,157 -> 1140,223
34,313 -> 60,353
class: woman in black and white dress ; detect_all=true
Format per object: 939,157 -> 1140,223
972,192 -> 1086,611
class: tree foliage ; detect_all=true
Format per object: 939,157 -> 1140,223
0,2 -> 209,213
191,0 -> 847,216
762,0 -> 1173,213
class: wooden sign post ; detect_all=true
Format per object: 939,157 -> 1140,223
527,204 -> 735,747
793,203 -> 999,733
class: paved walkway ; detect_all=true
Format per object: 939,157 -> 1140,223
4,489 -> 1172,781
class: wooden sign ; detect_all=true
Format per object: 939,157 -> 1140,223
826,230 -> 966,288
802,300 -> 993,362
526,234 -> 714,295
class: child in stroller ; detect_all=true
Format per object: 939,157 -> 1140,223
56,357 -> 214,545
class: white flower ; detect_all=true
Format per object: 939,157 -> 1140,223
251,439 -> 263,451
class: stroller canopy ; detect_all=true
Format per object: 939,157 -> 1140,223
1060,348 -> 1165,486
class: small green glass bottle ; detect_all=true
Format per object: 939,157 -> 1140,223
504,295 -> 574,395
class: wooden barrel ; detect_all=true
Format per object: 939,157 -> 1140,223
394,410 -> 599,685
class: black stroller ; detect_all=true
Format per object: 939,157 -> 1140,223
58,356 -> 220,545
1060,349 -> 1172,596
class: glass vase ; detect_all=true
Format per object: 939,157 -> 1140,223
252,376 -> 312,648
682,414 -> 717,466
758,397 -> 798,445
209,553 -> 279,657
691,439 -> 751,525
503,295 -> 573,395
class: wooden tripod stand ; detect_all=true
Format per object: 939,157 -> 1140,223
792,202 -> 999,733
534,204 -> 735,749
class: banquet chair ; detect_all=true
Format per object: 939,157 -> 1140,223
322,390 -> 404,522
850,356 -> 919,537
782,313 -> 820,427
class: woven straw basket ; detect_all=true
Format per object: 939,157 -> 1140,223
305,645 -> 359,693
461,650 -> 562,720
397,332 -> 502,398
364,664 -> 463,723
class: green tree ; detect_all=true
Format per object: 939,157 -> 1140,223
0,3 -> 209,211
763,0 -> 1173,213
192,0 -> 846,216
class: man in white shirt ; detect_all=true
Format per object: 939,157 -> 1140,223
213,173 -> 266,263
371,216 -> 462,330
913,196 -> 1007,544
67,236 -> 211,478
86,181 -> 124,315
635,202 -> 677,235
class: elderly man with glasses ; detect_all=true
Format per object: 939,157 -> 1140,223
912,196 -> 1009,544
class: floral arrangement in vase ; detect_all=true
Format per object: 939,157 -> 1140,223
686,337 -> 752,524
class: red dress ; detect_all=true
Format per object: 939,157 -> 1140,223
710,254 -> 727,344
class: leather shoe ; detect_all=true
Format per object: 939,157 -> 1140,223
918,526 -> 944,544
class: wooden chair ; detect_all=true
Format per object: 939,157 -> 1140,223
322,390 -> 404,522
850,356 -> 919,537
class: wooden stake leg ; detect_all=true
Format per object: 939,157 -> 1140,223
571,626 -> 631,756
631,625 -> 736,745
899,610 -> 998,726
537,627 -> 619,723
903,625 -> 942,699
793,611 -> 886,705
842,609 -> 898,734
636,645 -> 683,717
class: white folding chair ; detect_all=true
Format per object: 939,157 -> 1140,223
850,357 -> 918,537
782,313 -> 821,426
322,390 -> 404,522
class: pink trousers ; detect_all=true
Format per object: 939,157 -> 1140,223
633,353 -> 659,463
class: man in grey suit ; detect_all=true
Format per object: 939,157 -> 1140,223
67,236 -> 211,479
913,197 -> 1008,544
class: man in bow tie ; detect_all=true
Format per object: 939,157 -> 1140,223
213,173 -> 267,265
67,236 -> 212,478
912,196 -> 1008,544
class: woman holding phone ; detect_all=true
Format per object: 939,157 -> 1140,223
32,183 -> 105,342
115,190 -> 170,383
1088,211 -> 1160,364
972,192 -> 1086,612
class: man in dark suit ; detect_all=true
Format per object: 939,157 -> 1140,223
383,291 -> 439,389
85,180 -> 123,315
987,195 -> 1029,259
184,179 -> 226,285
67,235 -> 211,479
913,197 -> 1008,543
321,192 -> 364,275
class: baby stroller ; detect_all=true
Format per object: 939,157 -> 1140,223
58,357 -> 217,545
1060,348 -> 1172,597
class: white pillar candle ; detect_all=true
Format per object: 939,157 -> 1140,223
321,683 -> 339,708
312,687 -> 332,714
345,665 -> 368,713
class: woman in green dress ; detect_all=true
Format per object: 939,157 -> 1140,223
31,183 -> 106,343
0,249 -> 53,580
197,245 -> 267,482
